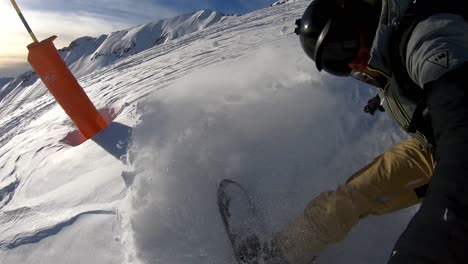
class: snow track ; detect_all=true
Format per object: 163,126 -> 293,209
0,176 -> 18,208
0,209 -> 116,249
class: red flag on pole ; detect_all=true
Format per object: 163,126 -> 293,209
27,36 -> 108,139
10,0 -> 108,141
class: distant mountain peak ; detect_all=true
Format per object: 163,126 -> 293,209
54,9 -> 231,77
271,0 -> 298,6
1,9 -> 234,105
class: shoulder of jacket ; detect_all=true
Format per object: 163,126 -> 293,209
406,14 -> 468,87
368,0 -> 415,75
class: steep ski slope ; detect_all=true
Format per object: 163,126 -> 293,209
0,1 -> 417,263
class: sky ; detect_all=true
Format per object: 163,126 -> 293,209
0,0 -> 274,78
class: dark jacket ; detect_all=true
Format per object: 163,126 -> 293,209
389,63 -> 468,264
365,0 -> 468,262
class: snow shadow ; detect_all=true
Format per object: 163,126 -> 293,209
59,107 -> 133,160
60,107 -> 123,148
92,121 -> 133,161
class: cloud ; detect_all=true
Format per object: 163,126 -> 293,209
0,59 -> 31,78
0,0 -> 178,77
21,0 -> 179,24
19,1 -> 179,45
0,0 -> 275,77
147,0 -> 275,14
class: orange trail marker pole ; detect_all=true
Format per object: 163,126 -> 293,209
11,0 -> 108,140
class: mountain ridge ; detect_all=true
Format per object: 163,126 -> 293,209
0,9 -> 234,104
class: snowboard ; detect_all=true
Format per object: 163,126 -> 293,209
217,179 -> 318,264
217,179 -> 265,264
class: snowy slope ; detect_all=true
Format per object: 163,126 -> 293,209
0,1 -> 417,264
62,9 -> 232,78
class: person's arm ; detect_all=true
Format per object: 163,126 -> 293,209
389,63 -> 468,263
388,14 -> 468,263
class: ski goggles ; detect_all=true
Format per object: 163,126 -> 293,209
297,18 -> 360,77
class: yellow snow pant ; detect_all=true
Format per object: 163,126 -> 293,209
278,138 -> 435,264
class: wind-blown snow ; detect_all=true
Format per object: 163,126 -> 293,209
1,1 -> 419,263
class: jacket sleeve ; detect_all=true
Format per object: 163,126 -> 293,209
405,13 -> 468,88
389,13 -> 468,264
388,62 -> 468,263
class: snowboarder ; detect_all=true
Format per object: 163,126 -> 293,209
287,0 -> 468,262
224,0 -> 468,263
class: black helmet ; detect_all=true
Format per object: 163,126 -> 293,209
295,0 -> 381,76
